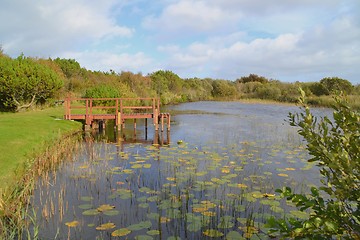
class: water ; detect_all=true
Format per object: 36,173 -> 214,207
29,101 -> 332,239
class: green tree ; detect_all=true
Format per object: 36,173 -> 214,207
54,58 -> 82,79
267,90 -> 360,239
320,77 -> 353,95
236,74 -> 269,84
309,82 -> 330,96
211,80 -> 237,98
0,54 -> 63,112
150,70 -> 183,95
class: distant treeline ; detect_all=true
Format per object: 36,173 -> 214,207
0,51 -> 359,112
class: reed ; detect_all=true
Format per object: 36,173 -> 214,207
0,133 -> 82,239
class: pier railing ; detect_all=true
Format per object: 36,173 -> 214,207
64,97 -> 170,131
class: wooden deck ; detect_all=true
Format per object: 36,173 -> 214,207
64,97 -> 170,131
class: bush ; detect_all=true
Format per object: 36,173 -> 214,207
0,54 -> 63,112
267,90 -> 360,239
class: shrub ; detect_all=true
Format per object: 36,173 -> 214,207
267,90 -> 360,239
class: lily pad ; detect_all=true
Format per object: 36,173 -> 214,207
65,220 -> 79,228
80,196 -> 94,202
128,221 -> 152,231
96,222 -> 116,230
103,210 -> 120,216
78,204 -> 93,210
203,229 -> 224,237
82,209 -> 99,216
112,228 -> 131,237
226,231 -> 244,240
135,235 -> 153,240
97,204 -> 115,212
147,230 -> 160,236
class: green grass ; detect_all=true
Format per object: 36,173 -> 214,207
0,107 -> 82,185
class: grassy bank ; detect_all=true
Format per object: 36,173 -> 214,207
0,107 -> 82,238
0,107 -> 82,185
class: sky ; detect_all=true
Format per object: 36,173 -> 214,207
0,0 -> 359,84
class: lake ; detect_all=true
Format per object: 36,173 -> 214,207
28,101 -> 331,239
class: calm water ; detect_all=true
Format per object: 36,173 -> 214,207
29,101 -> 332,239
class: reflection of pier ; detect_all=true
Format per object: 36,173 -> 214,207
64,97 -> 171,133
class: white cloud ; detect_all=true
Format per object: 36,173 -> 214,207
143,0 -> 239,33
157,13 -> 360,82
60,51 -> 153,73
0,0 -> 133,57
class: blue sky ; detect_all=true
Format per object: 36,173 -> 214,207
1,0 -> 359,84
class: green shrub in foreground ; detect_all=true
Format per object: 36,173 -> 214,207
267,90 -> 360,239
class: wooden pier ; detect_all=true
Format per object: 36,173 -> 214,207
64,97 -> 170,132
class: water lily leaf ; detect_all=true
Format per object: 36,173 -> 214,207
80,196 -> 93,202
285,167 -> 296,171
78,204 -> 93,210
187,221 -> 202,232
137,196 -> 148,203
103,210 -> 120,216
131,164 -> 143,169
147,212 -> 160,220
278,173 -> 288,177
226,231 -> 244,240
147,230 -> 160,236
82,209 -> 99,216
202,211 -> 216,217
128,221 -> 152,231
65,220 -> 79,228
270,205 -> 284,213
260,199 -> 280,207
112,228 -> 131,237
139,203 -> 149,208
160,217 -> 171,223
251,191 -> 263,199
96,222 -> 116,230
262,193 -> 276,198
123,169 -> 133,174
203,229 -> 224,237
143,164 -> 152,168
97,204 -> 115,212
135,235 -> 153,240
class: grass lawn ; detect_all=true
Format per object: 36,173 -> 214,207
0,107 -> 82,185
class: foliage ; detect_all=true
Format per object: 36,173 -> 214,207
211,80 -> 237,98
236,74 -> 269,84
255,83 -> 281,100
150,70 -> 183,96
320,77 -> 353,95
267,90 -> 360,239
53,58 -> 82,79
0,54 -> 63,112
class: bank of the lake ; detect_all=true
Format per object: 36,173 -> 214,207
0,107 -> 82,238
0,107 -> 82,184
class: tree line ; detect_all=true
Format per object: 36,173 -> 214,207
0,52 -> 359,112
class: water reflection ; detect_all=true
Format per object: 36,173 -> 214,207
28,102 -> 331,239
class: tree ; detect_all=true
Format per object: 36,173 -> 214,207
150,70 -> 183,95
267,90 -> 360,239
0,55 -> 63,112
211,80 -> 237,98
236,74 -> 269,84
53,58 -> 82,79
320,77 -> 353,95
